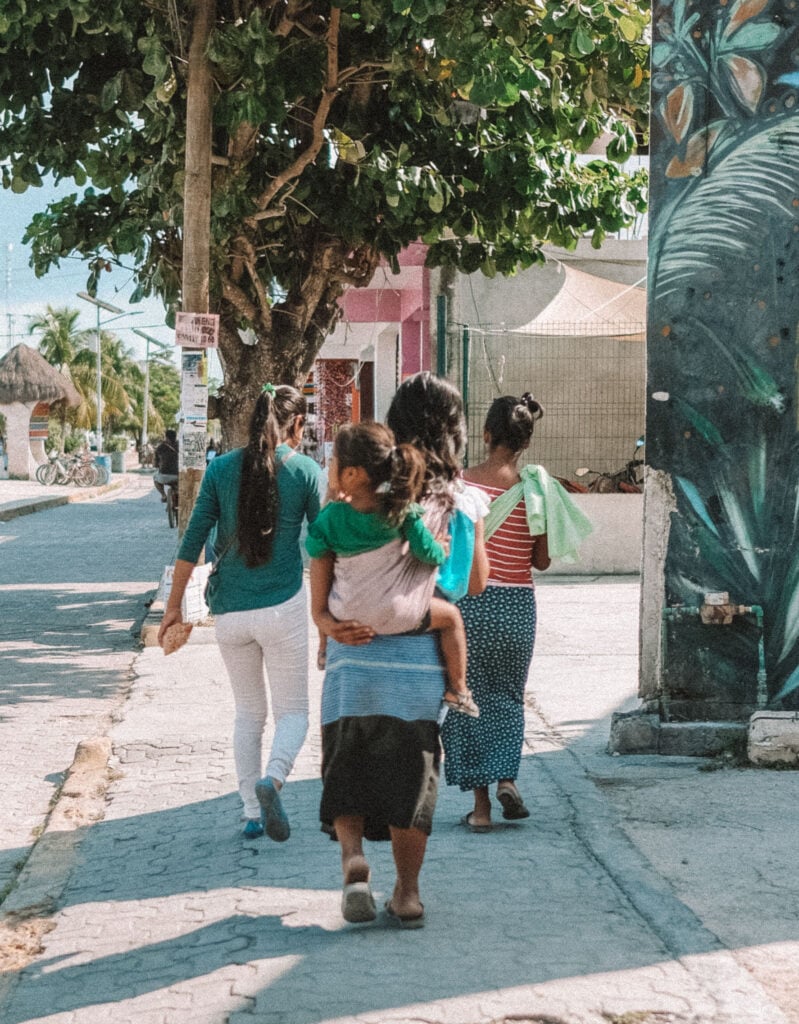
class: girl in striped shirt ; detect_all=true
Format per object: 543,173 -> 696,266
441,392 -> 553,831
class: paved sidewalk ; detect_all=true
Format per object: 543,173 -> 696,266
0,475 -> 130,521
2,577 -> 799,1023
0,476 -> 178,907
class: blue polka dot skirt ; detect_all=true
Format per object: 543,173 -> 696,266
441,584 -> 536,790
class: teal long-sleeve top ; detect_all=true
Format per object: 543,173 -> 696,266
177,445 -> 323,614
305,501 -> 447,565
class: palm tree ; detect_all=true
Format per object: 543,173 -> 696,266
29,306 -> 93,450
29,306 -> 92,370
69,331 -> 136,438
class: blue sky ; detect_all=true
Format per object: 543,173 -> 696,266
0,178 -> 176,365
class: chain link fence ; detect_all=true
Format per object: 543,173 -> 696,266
445,322 -> 646,479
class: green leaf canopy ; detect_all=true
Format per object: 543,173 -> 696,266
0,0 -> 649,439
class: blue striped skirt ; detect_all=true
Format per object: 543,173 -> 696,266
321,633 -> 446,725
320,634 -> 446,840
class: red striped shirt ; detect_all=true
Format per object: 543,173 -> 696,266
473,482 -> 537,586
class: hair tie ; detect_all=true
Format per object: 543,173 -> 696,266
261,382 -> 276,397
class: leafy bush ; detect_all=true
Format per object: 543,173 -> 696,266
64,432 -> 84,454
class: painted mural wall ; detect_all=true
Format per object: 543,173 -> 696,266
646,0 -> 799,717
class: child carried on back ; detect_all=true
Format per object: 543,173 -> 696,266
307,421 -> 479,718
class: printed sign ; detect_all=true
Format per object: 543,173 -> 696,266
180,426 -> 207,471
182,563 -> 212,623
181,351 -> 209,424
175,312 -> 219,349
157,563 -> 211,624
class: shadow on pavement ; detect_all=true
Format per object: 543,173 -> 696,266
1,739 -> 761,1024
4,575 -> 797,1023
0,488 -> 175,706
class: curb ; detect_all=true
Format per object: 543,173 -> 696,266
140,597 -> 165,647
524,702 -> 793,1024
0,737 -> 113,984
0,478 -> 130,523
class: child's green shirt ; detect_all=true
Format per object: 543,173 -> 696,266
306,501 -> 446,565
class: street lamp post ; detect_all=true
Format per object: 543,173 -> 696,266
76,292 -> 124,455
132,329 -> 171,448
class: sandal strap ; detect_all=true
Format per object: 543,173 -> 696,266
445,688 -> 474,703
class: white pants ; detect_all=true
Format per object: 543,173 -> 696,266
214,587 -> 310,819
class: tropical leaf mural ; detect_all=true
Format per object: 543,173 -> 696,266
649,0 -> 799,709
652,120 -> 799,309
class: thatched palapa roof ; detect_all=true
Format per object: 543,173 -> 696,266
0,344 -> 81,406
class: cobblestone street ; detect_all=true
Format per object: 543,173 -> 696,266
1,479 -> 798,1024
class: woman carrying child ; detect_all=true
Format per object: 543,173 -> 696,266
441,392 -> 592,832
309,372 -> 488,928
308,420 -> 478,718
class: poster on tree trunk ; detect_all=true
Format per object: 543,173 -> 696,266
180,351 -> 209,425
180,425 -> 207,471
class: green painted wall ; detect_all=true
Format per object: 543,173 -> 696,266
647,0 -> 799,717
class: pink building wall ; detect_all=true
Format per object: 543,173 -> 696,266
337,242 -> 432,377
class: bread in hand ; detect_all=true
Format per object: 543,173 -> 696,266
162,621 -> 193,655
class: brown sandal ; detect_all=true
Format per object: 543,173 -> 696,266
497,782 -> 530,820
443,688 -> 480,718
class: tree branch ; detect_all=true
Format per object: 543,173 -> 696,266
274,0 -> 316,38
220,271 -> 259,324
231,234 -> 273,331
253,7 -> 340,214
338,61 -> 394,85
228,121 -> 259,165
277,237 -> 379,340
245,204 -> 287,223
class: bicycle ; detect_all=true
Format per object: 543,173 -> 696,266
36,451 -> 98,487
574,437 -> 645,494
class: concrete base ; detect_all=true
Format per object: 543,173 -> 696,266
609,709 -> 748,757
748,711 -> 799,767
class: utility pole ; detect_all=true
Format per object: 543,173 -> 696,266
4,244 -> 13,352
76,292 -> 124,455
177,0 -> 216,534
132,329 -> 172,448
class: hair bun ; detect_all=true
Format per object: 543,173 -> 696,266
519,391 -> 544,419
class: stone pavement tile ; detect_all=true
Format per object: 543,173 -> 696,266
1,729 -> 748,1024
0,690 -> 129,896
3,577 -> 792,1024
597,766 -> 799,1024
0,475 -> 176,917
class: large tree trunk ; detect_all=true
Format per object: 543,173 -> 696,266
215,316 -> 322,450
214,242 -> 380,449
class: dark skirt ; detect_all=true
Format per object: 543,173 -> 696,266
321,716 -> 440,842
441,584 -> 537,790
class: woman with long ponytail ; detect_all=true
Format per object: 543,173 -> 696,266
159,384 -> 323,842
